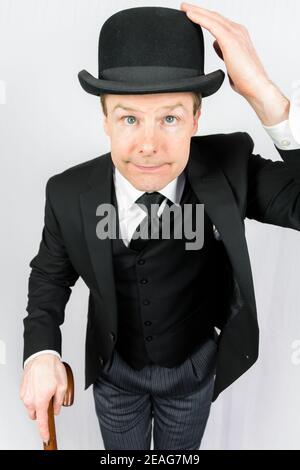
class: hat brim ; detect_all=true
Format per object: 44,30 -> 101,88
78,69 -> 225,98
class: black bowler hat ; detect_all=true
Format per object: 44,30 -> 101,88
78,6 -> 225,97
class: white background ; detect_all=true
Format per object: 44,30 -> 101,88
0,0 -> 299,449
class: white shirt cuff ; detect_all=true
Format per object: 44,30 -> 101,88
262,80 -> 300,150
289,79 -> 300,143
23,350 -> 62,368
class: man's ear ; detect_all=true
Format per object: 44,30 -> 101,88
192,109 -> 201,136
102,116 -> 109,136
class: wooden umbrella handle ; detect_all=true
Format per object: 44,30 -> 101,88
43,396 -> 57,450
43,362 -> 74,451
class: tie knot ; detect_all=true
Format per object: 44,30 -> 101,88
135,191 -> 166,214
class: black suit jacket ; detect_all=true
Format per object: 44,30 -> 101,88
23,132 -> 300,401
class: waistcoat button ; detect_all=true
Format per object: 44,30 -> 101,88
110,332 -> 115,341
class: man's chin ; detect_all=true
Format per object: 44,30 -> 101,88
124,167 -> 173,191
129,175 -> 170,192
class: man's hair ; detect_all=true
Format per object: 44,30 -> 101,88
99,92 -> 202,117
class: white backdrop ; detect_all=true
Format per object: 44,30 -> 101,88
0,0 -> 299,450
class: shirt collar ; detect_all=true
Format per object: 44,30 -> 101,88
113,165 -> 186,212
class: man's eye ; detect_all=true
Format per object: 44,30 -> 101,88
124,116 -> 136,125
122,115 -> 178,125
164,115 -> 178,124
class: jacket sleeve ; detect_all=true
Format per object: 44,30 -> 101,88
22,176 -> 79,365
245,132 -> 300,230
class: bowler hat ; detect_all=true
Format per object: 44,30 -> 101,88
78,6 -> 225,97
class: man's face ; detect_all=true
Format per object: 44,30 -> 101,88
102,92 -> 201,191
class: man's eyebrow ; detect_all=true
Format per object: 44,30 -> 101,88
112,103 -> 187,113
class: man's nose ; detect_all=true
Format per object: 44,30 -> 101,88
138,126 -> 158,154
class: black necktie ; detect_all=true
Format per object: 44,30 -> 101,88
129,191 -> 168,251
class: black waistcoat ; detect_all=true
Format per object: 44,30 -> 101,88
111,169 -> 229,369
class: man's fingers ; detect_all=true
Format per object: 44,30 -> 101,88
19,372 -> 29,400
181,3 -> 224,21
181,2 -> 238,42
184,8 -> 231,40
23,400 -> 37,420
181,2 -> 231,23
213,40 -> 224,61
53,399 -> 62,415
28,410 -> 37,420
53,387 -> 66,415
36,406 -> 50,442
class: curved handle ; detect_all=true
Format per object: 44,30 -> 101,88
43,361 -> 74,450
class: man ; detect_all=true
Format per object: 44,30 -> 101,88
20,4 -> 300,450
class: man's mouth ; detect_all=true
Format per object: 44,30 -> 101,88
132,163 -> 169,172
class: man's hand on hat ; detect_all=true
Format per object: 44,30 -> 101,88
180,2 -> 272,99
180,2 -> 290,126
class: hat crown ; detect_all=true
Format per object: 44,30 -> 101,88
77,6 -> 225,97
98,7 -> 204,78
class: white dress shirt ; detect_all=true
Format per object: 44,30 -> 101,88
261,80 -> 300,149
23,86 -> 300,368
114,165 -> 186,247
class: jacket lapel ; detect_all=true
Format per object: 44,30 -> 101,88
79,153 -> 118,321
186,138 -> 257,316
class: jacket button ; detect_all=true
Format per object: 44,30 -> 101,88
110,332 -> 115,341
146,336 -> 153,341
144,320 -> 152,326
99,356 -> 104,366
138,259 -> 145,265
142,299 -> 150,305
213,224 -> 221,241
245,354 -> 250,359
140,278 -> 148,284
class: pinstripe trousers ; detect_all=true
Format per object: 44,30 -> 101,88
92,335 -> 218,450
